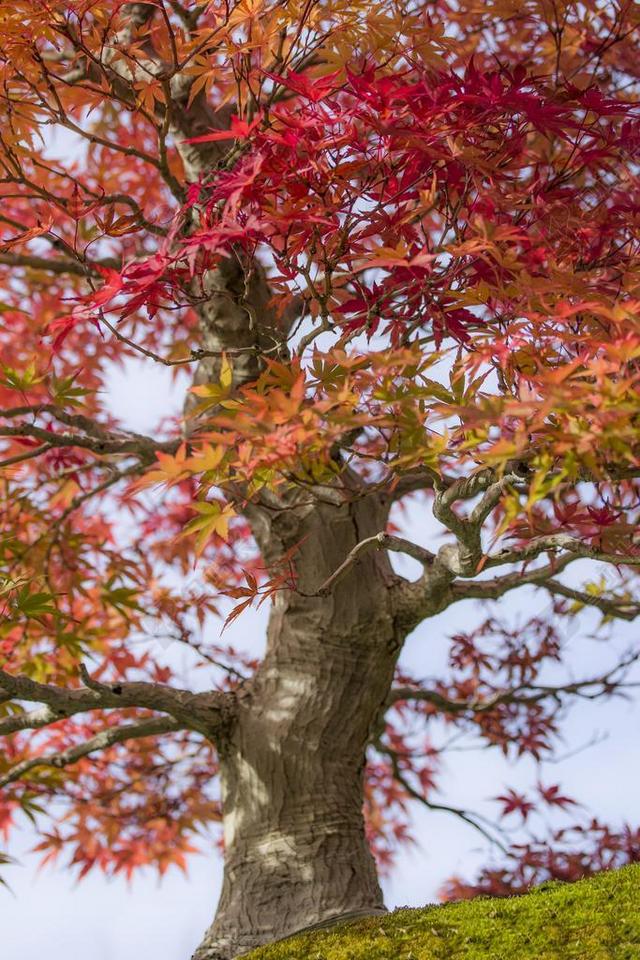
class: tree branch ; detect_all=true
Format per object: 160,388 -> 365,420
388,654 -> 640,715
392,466 -> 640,632
0,252 -> 98,277
306,532 -> 435,597
0,444 -> 53,470
0,405 -> 180,464
451,554 -> 577,601
388,466 -> 442,500
486,534 -> 640,570
0,717 -> 180,790
376,739 -> 508,853
0,666 -> 232,739
431,472 -> 524,577
541,579 -> 640,621
0,704 -> 72,737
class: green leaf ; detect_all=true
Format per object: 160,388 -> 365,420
48,372 -> 92,407
419,378 -> 454,403
0,302 -> 28,315
187,356 -> 234,415
449,365 -> 466,403
0,851 -> 16,893
19,796 -> 47,826
0,577 -> 28,598
1,361 -> 45,392
15,588 -> 56,619
102,582 -> 144,617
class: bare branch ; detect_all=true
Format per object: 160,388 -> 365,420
469,474 -> 522,526
388,654 -> 640,715
2,404 -> 138,441
307,532 -> 435,598
45,464 -> 143,536
0,717 -> 180,790
0,704 -> 71,737
392,460 -> 640,631
0,444 -> 53,470
376,739 -> 508,853
427,472 -> 523,580
451,554 -> 577,601
0,252 -> 97,277
541,579 -> 640,621
435,468 -> 517,512
0,422 -> 154,459
100,314 -> 265,367
388,466 -> 442,500
0,405 -> 180,464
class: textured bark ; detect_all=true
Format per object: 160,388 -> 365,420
188,253 -> 291,403
192,492 -> 405,959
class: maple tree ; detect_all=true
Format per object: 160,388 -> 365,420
1,0 -> 640,956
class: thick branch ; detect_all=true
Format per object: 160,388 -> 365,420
541,579 -> 640,621
397,495 -> 640,630
0,704 -> 71,737
388,466 -> 442,500
0,252 -> 98,277
0,405 -> 180,464
451,554 -> 576,601
0,666 -> 232,739
432,472 -> 523,577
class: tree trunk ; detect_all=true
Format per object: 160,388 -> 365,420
178,139 -> 406,951
192,493 -> 403,959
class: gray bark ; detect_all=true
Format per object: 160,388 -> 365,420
192,493 -> 404,958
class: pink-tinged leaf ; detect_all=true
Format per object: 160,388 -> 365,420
495,789 -> 535,821
261,69 -> 340,103
537,783 -> 578,810
182,113 -> 264,144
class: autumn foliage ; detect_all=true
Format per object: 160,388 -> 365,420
1,0 -> 640,907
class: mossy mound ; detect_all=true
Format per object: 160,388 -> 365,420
249,865 -> 640,960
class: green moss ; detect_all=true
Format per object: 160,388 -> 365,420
248,866 -> 640,960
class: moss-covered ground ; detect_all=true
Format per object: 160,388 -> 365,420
249,865 -> 640,960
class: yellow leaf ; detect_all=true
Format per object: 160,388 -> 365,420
49,479 -> 80,509
220,355 -> 233,391
188,355 -> 234,415
179,501 -> 236,558
135,445 -> 190,489
187,444 -> 226,475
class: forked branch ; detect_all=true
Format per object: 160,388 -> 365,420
0,404 -> 180,467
